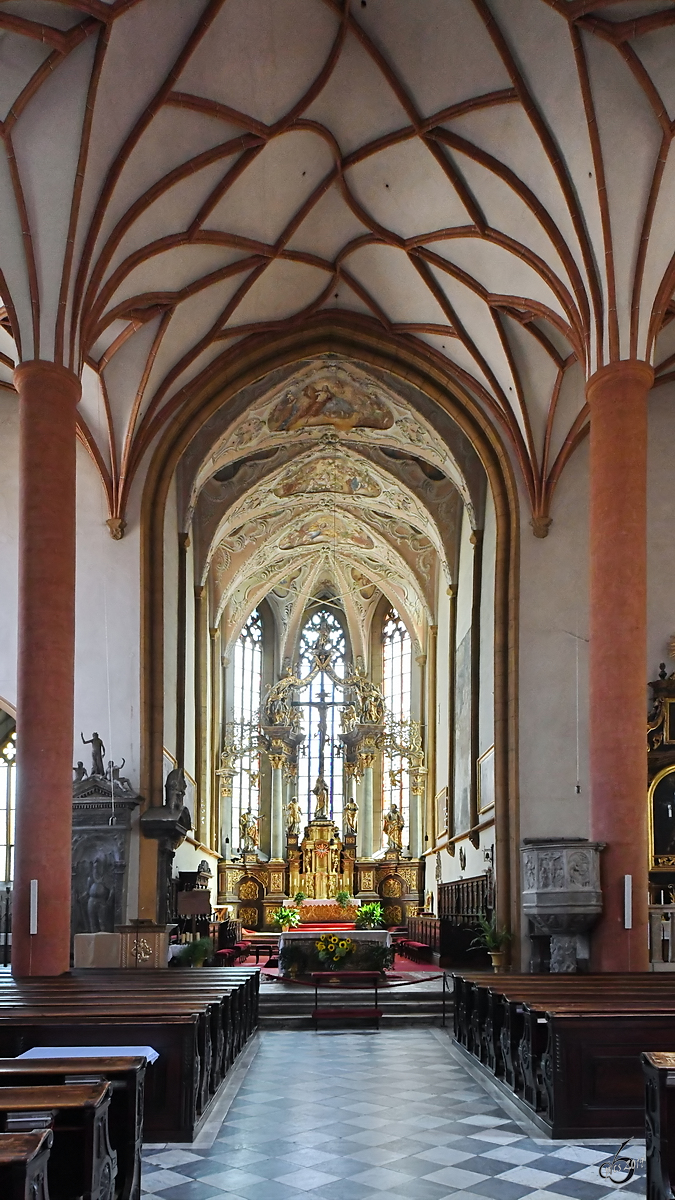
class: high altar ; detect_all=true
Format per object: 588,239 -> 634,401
216,620 -> 425,928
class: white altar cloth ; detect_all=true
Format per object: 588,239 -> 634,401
279,929 -> 391,950
18,1045 -> 159,1063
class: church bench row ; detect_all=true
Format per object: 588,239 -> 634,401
0,968 -> 259,1141
453,973 -> 675,1138
642,1052 -> 675,1200
0,1130 -> 52,1200
0,1055 -> 145,1200
0,1080 -> 116,1200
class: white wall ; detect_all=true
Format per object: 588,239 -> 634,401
518,440 -> 590,840
0,391 -> 18,712
648,385 -> 675,680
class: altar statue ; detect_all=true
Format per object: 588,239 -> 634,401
264,666 -> 299,726
343,797 -> 358,835
240,807 -> 259,852
384,803 -> 405,852
312,775 -> 330,820
286,795 -> 301,836
340,704 -> 358,733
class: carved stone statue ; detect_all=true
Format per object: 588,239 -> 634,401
343,797 -> 358,835
286,796 -> 301,836
73,761 -> 88,784
384,803 -> 405,852
312,775 -> 329,820
107,759 -> 132,794
239,807 -> 259,852
86,858 -> 111,933
165,766 -> 187,814
81,731 -> 105,778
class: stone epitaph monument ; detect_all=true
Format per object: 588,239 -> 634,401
71,735 -> 140,940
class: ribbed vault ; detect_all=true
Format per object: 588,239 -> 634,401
1,0 -> 675,535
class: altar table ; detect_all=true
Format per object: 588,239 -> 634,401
278,929 -> 391,977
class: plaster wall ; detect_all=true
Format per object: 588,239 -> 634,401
0,391 -> 18,713
647,385 -> 675,679
518,440 -> 590,841
479,486 -> 496,758
434,579 -> 451,804
163,476 -> 179,765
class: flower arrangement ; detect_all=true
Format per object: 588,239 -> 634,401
271,905 -> 301,930
316,934 -> 355,968
335,890 -> 351,908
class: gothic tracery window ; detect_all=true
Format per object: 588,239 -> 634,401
297,608 -> 347,828
232,610 -> 262,848
382,608 -> 411,843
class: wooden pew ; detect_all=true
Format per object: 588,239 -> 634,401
453,972 -> 675,1139
0,1130 -> 52,1200
643,1051 -> 675,1200
0,1057 -> 144,1200
0,1081 -> 116,1200
0,969 -> 260,1141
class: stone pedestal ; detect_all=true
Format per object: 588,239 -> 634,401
521,839 -> 604,972
73,932 -> 121,968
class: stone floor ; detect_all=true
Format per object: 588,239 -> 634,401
140,1029 -> 646,1200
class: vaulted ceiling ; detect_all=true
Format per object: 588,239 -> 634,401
1,0 -> 675,536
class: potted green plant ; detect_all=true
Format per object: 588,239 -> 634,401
355,901 -> 385,929
271,905 -> 301,931
175,937 -> 212,968
469,915 -> 512,971
294,891 -> 307,905
335,890 -> 351,909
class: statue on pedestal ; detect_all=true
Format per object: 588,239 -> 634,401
239,807 -> 259,852
384,803 -> 405,852
312,775 -> 330,821
343,797 -> 358,836
286,796 -> 301,836
81,731 -> 105,778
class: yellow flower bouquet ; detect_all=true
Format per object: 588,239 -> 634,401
316,934 -> 355,968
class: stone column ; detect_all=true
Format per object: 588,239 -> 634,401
12,361 -> 81,977
358,751 -> 375,859
586,359 -> 653,972
269,752 -> 286,861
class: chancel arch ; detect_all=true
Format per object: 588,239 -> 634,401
141,325 -> 519,940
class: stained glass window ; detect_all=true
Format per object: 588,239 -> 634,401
382,608 -> 411,845
232,610 -> 262,848
296,608 -> 347,828
0,730 -> 16,883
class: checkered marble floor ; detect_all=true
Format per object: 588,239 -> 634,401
141,1030 -> 645,1200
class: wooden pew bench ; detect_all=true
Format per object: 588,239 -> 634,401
643,1051 -> 675,1200
0,1056 -> 145,1200
0,1130 -> 52,1200
0,1081 -> 116,1200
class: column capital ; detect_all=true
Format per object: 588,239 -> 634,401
14,359 -> 81,403
586,358 -> 654,406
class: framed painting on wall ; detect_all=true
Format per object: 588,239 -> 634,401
478,746 -> 495,814
435,786 -> 448,841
